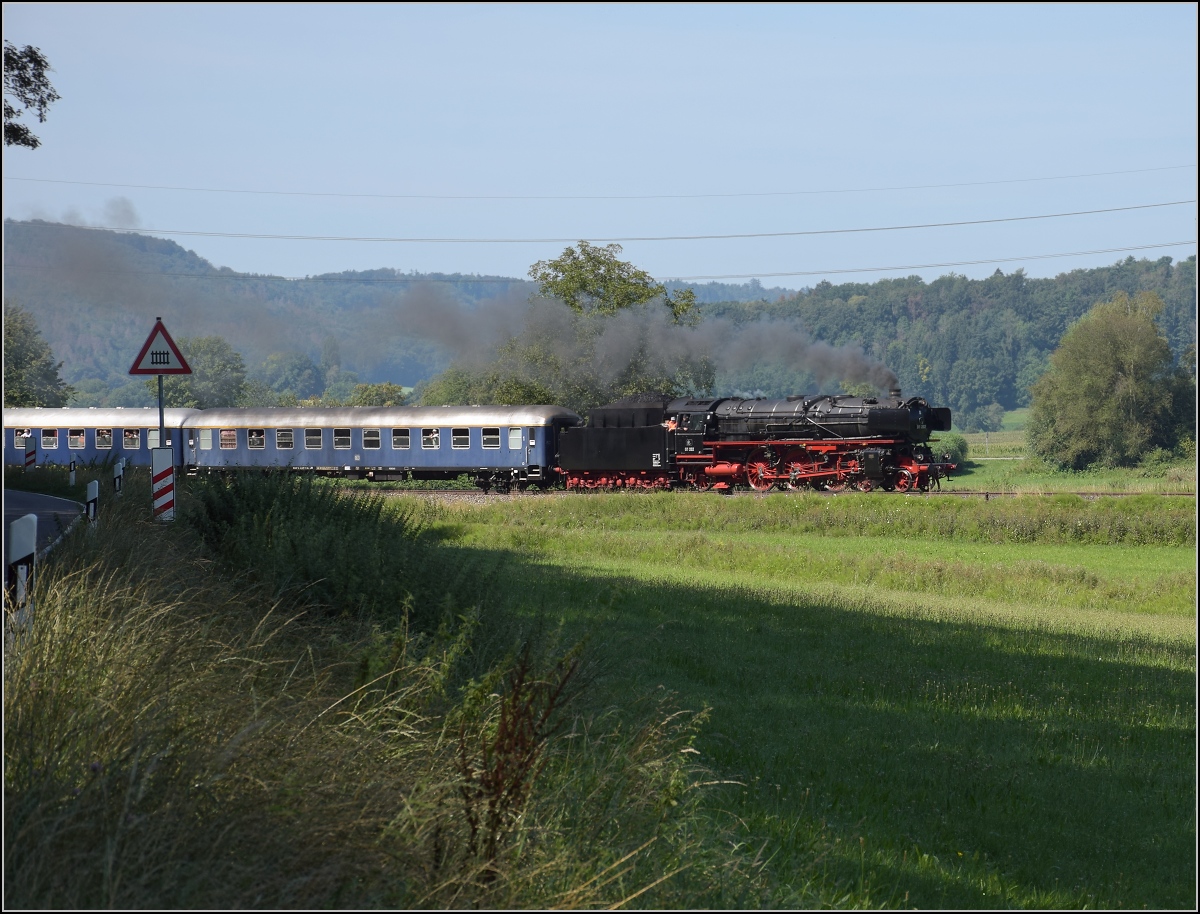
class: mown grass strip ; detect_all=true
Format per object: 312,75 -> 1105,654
435,490 -> 1197,545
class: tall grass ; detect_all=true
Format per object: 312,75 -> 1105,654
5,469 -> 763,908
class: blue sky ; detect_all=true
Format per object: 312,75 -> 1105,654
3,2 -> 1196,287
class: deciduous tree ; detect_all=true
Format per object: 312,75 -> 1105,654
258,351 -> 322,399
1027,291 -> 1195,469
4,41 -> 60,149
3,301 -> 73,406
149,336 -> 247,408
529,241 -> 696,322
346,382 -> 408,407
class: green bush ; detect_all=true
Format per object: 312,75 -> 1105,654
933,432 -> 969,464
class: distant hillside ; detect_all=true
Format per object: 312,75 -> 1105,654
705,256 -> 1195,425
2,220 -> 799,391
3,219 -> 1194,428
2,220 -> 530,389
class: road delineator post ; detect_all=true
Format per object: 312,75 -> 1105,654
5,513 -> 37,632
69,459 -> 76,487
86,480 -> 100,525
24,437 -> 36,472
114,457 -> 125,496
151,447 -> 175,522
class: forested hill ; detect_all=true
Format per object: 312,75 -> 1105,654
704,256 -> 1195,426
2,219 -> 1195,428
1,219 -> 535,390
1,221 -> 795,390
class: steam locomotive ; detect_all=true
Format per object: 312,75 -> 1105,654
558,388 -> 954,492
4,389 -> 953,493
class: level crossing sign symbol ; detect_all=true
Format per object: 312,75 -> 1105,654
129,318 -> 192,375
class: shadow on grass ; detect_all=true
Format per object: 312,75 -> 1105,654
435,541 -> 1195,908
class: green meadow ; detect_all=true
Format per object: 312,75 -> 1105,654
6,466 -> 1196,908
425,491 -> 1197,907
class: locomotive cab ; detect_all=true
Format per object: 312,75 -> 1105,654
667,398 -> 724,457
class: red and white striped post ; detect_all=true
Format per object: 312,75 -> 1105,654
151,447 -> 175,522
24,434 -> 36,472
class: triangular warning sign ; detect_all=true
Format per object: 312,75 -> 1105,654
129,319 -> 192,375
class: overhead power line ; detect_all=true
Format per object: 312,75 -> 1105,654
4,164 -> 1195,201
6,241 -> 1194,284
12,200 -> 1195,244
663,241 -> 1198,281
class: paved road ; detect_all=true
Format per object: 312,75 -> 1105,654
4,490 -> 84,555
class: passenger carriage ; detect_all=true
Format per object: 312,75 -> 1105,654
187,406 -> 581,489
4,408 -> 199,469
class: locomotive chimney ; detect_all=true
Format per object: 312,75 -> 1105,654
889,387 -> 902,399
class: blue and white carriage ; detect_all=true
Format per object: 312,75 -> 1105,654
4,405 -> 583,492
4,408 -> 200,469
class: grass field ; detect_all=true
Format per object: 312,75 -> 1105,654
942,456 -> 1196,494
424,492 -> 1197,907
6,467 -> 1196,907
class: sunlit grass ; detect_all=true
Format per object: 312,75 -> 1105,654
423,491 -> 1197,908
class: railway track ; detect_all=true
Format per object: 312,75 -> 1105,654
379,487 -> 1195,500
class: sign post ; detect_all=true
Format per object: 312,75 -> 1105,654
130,318 -> 191,523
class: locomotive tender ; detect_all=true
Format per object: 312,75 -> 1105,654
4,390 -> 953,493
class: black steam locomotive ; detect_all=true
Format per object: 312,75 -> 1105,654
557,389 -> 954,492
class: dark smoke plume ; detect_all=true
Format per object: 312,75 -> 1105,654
378,286 -> 899,394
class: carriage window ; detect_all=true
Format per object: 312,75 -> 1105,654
482,427 -> 501,449
200,428 -> 213,450
363,429 -> 381,449
508,427 -> 522,450
248,429 -> 266,449
451,428 -> 470,449
14,428 -> 31,447
41,429 -> 58,449
276,429 -> 294,449
68,429 -> 86,449
124,429 -> 141,449
96,428 -> 113,449
220,429 -> 238,449
305,428 -> 322,449
148,430 -> 172,448
392,428 -> 410,449
334,428 -> 351,449
421,428 -> 440,449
